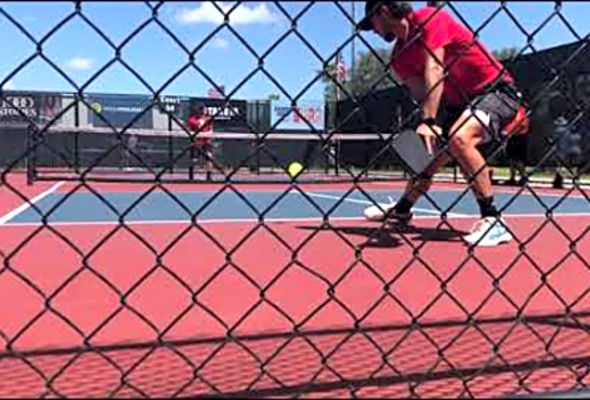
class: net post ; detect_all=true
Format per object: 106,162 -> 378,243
335,136 -> 341,176
25,123 -> 37,186
324,136 -> 330,176
254,137 -> 261,175
189,141 -> 195,181
73,129 -> 80,175
73,94 -> 80,174
167,108 -> 174,175
167,130 -> 173,175
256,144 -> 261,175
365,139 -> 370,179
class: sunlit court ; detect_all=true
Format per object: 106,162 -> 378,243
1,1 -> 589,398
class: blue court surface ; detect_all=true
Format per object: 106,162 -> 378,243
4,188 -> 589,225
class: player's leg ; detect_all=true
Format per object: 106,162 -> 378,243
364,108 -> 461,224
189,142 -> 197,180
190,140 -> 206,180
364,141 -> 453,223
515,160 -> 527,186
204,143 -> 213,182
449,90 -> 521,246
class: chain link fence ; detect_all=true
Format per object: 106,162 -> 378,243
0,1 -> 589,398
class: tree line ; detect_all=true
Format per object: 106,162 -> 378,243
266,46 -> 520,104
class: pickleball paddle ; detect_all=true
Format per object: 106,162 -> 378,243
390,128 -> 436,177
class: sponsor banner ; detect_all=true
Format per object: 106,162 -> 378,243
271,100 -> 325,131
160,96 -> 248,131
0,92 -> 62,124
87,94 -> 154,129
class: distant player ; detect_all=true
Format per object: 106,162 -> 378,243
187,102 -> 214,181
550,95 -> 582,189
358,1 -> 529,247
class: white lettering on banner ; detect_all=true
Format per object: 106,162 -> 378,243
161,96 -> 180,113
0,108 -> 37,118
155,99 -> 242,120
206,105 -> 242,119
0,96 -> 38,119
162,96 -> 180,104
0,96 -> 35,110
102,106 -> 145,113
273,105 -> 324,125
162,105 -> 174,113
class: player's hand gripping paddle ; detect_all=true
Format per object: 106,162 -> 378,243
390,128 -> 436,177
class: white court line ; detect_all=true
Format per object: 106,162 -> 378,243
0,216 -> 367,228
0,181 -> 65,226
1,212 -> 589,228
295,190 -> 471,218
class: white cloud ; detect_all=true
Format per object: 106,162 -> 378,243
4,80 -> 14,90
66,57 -> 94,71
211,37 -> 229,50
176,2 -> 279,25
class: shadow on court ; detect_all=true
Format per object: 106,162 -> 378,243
4,312 -> 590,398
296,224 -> 469,249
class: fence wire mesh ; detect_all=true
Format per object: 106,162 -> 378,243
0,0 -> 589,398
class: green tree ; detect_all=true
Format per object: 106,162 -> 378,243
320,49 -> 403,130
320,48 -> 401,104
492,46 -> 520,61
267,93 -> 280,102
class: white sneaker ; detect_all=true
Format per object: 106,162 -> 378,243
463,217 -> 513,247
364,197 -> 413,224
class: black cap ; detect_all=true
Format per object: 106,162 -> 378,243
357,0 -> 383,31
357,1 -> 413,31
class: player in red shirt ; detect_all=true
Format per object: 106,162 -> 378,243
358,1 -> 529,247
187,102 -> 214,181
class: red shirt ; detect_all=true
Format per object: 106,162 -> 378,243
390,7 -> 514,107
187,115 -> 213,146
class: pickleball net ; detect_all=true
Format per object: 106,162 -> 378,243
25,124 -> 414,184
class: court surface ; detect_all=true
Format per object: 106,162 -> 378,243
0,178 -> 589,398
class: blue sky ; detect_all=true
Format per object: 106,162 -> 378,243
1,1 -> 589,102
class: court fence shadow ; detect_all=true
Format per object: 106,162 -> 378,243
3,311 -> 590,398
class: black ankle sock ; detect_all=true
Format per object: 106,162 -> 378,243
394,198 -> 414,214
477,197 -> 500,218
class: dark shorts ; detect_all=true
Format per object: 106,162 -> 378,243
439,85 -> 523,145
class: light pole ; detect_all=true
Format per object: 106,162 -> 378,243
351,1 -> 356,77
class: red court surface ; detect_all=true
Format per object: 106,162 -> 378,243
0,211 -> 589,398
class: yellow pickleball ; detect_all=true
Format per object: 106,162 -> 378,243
287,161 -> 304,178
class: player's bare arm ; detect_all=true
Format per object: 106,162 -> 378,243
404,77 -> 425,102
416,47 -> 445,154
